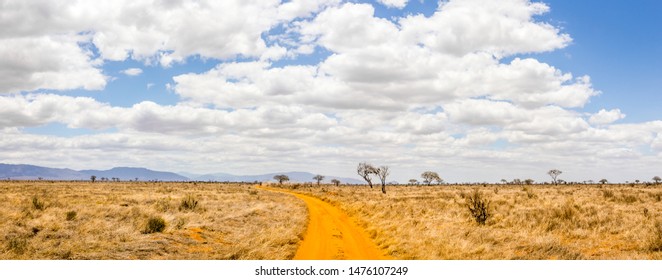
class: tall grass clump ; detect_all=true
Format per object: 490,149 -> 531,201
650,220 -> 662,251
142,217 -> 166,234
66,211 -> 77,221
32,196 -> 45,210
466,189 -> 491,225
179,195 -> 199,211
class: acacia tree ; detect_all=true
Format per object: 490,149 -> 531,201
375,166 -> 390,194
331,179 -> 341,187
90,175 -> 96,183
408,179 -> 418,185
599,179 -> 608,184
273,174 -> 289,185
548,169 -> 562,185
421,171 -> 441,186
357,162 -> 377,188
524,179 -> 534,185
313,175 -> 325,186
653,176 -> 661,185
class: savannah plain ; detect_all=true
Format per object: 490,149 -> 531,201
2,180 -> 662,259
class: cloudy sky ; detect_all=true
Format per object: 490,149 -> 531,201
1,0 -> 661,183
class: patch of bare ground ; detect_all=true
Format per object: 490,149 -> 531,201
282,184 -> 662,259
0,182 -> 306,259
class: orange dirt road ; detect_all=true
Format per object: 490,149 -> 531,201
257,186 -> 389,260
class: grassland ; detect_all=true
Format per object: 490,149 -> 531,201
285,183 -> 662,259
2,181 -> 662,259
0,181 -> 306,259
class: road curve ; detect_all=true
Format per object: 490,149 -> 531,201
257,185 -> 389,260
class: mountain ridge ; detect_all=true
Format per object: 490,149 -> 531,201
0,163 -> 362,184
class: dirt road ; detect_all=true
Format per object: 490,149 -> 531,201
257,186 -> 389,260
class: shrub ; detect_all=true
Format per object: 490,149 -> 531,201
179,195 -> 199,211
466,189 -> 491,225
143,217 -> 166,234
602,190 -> 614,199
6,235 -> 28,255
66,211 -> 77,221
32,196 -> 45,210
650,220 -> 662,251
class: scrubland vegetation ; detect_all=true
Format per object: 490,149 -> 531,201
285,183 -> 662,259
3,180 -> 662,260
0,181 -> 306,259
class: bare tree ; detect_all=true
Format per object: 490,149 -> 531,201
331,179 -> 340,187
421,171 -> 441,186
90,175 -> 96,183
548,169 -> 562,185
654,176 -> 661,185
375,166 -> 390,194
313,175 -> 325,186
273,174 -> 289,185
357,162 -> 377,188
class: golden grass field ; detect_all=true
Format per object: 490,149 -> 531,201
2,181 -> 662,259
284,183 -> 662,259
0,181 -> 306,259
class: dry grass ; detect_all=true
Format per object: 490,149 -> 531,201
0,181 -> 306,260
284,183 -> 662,260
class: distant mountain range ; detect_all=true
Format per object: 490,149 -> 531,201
0,163 -> 363,184
182,171 -> 363,184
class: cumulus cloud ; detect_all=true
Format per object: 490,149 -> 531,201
0,36 -> 106,94
0,0 -> 659,182
589,109 -> 626,125
377,0 -> 409,9
121,68 -> 143,76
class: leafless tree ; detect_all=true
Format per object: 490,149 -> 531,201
357,162 -> 377,188
273,174 -> 289,185
331,179 -> 340,187
375,166 -> 390,194
548,169 -> 562,185
421,171 -> 441,186
313,175 -> 325,186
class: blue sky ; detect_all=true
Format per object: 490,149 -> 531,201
1,0 -> 661,183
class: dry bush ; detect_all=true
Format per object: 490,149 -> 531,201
32,197 -> 45,211
650,220 -> 662,251
142,217 -> 166,234
65,211 -> 77,221
179,195 -> 199,211
466,189 -> 491,225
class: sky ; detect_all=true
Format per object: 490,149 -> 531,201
1,0 -> 661,184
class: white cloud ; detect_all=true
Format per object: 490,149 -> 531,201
0,36 -> 107,94
399,0 -> 571,57
376,0 -> 409,9
589,109 -> 626,125
0,1 -> 660,183
121,68 -> 143,76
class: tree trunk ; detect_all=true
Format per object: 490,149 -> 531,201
381,184 -> 386,194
